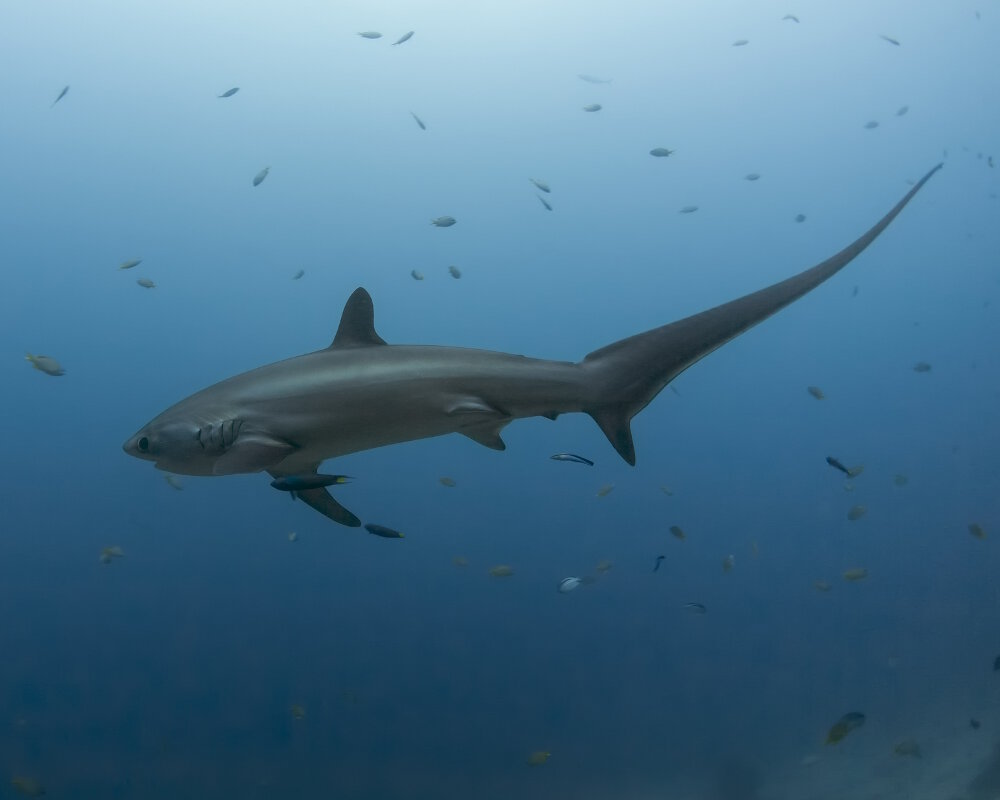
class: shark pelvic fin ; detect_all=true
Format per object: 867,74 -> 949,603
212,434 -> 295,474
461,424 -> 508,451
447,396 -> 511,450
330,287 -> 387,349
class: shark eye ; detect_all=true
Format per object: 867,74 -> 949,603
137,437 -> 149,452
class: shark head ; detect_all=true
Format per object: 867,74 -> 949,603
123,418 -> 219,476
125,408 -> 297,476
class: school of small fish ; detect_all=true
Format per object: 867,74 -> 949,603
26,12 -> 995,788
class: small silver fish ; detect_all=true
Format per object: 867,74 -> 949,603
795,213 -> 807,223
557,577 -> 582,593
879,34 -> 901,46
252,166 -> 270,186
577,74 -> 612,84
864,120 -> 879,130
732,39 -> 749,46
684,602 -> 707,614
292,269 -> 305,280
410,269 -> 424,281
51,85 -> 69,107
536,195 -> 553,211
782,14 -> 800,22
25,353 -> 65,376
550,453 -> 594,466
679,205 -> 699,214
358,31 -> 382,39
392,31 -> 414,45
448,265 -> 462,279
529,178 -> 551,193
137,278 -> 156,289
649,147 -> 674,158
431,216 -> 456,227
118,258 -> 142,270
410,112 -> 426,130
218,87 -> 239,98
744,173 -> 761,181
582,103 -> 602,112
896,105 -> 909,116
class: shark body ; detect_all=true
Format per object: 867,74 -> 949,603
124,165 -> 941,526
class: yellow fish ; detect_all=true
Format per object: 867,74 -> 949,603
825,712 -> 865,744
488,564 -> 514,578
526,750 -> 551,765
10,777 -> 46,797
842,567 -> 868,582
969,522 -> 987,540
100,545 -> 125,564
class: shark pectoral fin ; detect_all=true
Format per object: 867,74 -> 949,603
294,487 -> 361,527
587,405 -> 636,466
212,435 -> 295,475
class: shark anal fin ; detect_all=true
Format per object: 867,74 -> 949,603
330,288 -> 387,348
293,487 -> 362,527
587,406 -> 636,466
213,435 -> 294,475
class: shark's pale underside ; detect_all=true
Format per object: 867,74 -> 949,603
124,165 -> 941,526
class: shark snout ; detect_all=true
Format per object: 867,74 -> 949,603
122,432 -> 151,461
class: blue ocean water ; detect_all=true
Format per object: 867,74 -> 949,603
2,1 -> 998,797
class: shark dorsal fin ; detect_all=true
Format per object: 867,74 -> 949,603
330,288 -> 387,348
